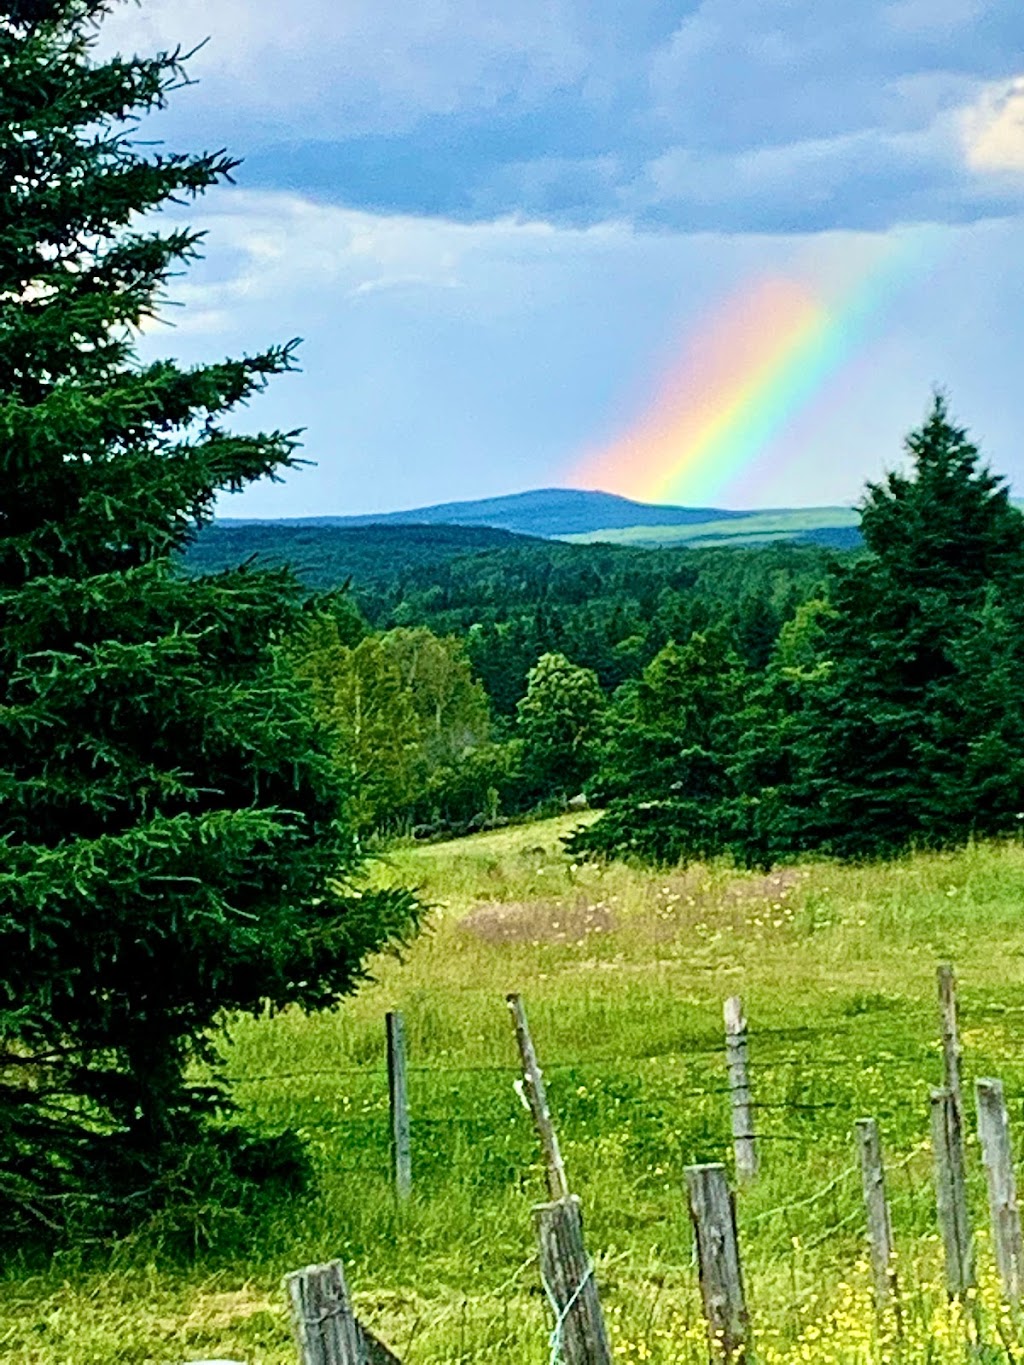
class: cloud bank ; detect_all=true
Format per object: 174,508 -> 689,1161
101,0 -> 1024,233
94,2 -> 1024,514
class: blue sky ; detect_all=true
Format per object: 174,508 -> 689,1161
102,0 -> 1024,515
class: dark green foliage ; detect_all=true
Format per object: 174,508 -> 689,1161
571,630 -> 751,864
184,526 -> 833,719
185,522 -> 539,591
516,652 -> 606,799
187,509 -> 841,837
0,0 -> 417,1238
421,542 -> 830,711
576,397 -> 1024,867
770,396 -> 1024,859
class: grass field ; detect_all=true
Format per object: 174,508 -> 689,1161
6,815 -> 1024,1362
562,507 -> 861,548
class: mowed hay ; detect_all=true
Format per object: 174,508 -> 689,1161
460,896 -> 615,944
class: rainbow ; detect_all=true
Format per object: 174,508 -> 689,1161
568,237 -> 929,505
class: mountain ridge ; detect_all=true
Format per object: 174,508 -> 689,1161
214,487 -> 865,547
217,487 -> 753,539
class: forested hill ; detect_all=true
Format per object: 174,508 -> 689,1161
362,538 -> 837,713
182,524 -> 840,716
184,521 -> 541,589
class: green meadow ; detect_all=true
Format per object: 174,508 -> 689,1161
562,506 -> 861,547
6,814 -> 1024,1362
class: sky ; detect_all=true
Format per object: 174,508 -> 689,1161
99,0 -> 1024,516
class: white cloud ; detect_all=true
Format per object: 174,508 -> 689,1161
90,0 -> 1024,235
630,119 -> 959,233
962,77 -> 1024,174
98,0 -> 587,140
157,190 -> 633,331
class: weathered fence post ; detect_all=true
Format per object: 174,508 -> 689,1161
724,996 -> 758,1183
507,992 -> 569,1200
535,1195 -> 613,1365
855,1118 -> 900,1318
386,1011 -> 411,1201
686,1163 -> 749,1364
937,964 -> 964,1126
507,994 -> 610,1360
975,1078 -> 1024,1302
285,1263 -> 401,1365
930,1086 -> 975,1297
287,1262 -> 366,1365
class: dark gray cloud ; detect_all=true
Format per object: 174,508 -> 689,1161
104,0 -> 1024,233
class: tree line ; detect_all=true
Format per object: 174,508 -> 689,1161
283,540 -> 835,838
573,397 -> 1024,865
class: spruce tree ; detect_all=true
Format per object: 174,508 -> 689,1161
569,629 -> 749,864
571,397 -> 1024,868
0,0 -> 417,1235
778,395 -> 1024,858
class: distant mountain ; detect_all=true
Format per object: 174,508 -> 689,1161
217,488 -> 747,539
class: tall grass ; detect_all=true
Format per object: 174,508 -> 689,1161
5,815 -> 1024,1361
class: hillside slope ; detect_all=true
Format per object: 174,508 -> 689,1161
10,815 -> 1024,1362
184,521 -> 542,589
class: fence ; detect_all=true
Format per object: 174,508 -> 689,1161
191,960 -> 1024,1363
188,960 -> 1024,1365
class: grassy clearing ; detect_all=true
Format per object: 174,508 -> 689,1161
563,506 -> 860,547
6,815 -> 1024,1361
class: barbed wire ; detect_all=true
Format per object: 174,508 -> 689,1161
800,1203 -> 865,1251
746,1162 -> 860,1225
223,1046 -> 957,1087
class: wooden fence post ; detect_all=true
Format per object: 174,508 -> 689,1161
286,1262 -> 366,1365
285,1263 -> 401,1365
386,1011 -> 411,1202
937,964 -> 964,1126
535,1195 -> 613,1365
855,1118 -> 899,1317
724,996 -> 758,1183
930,1087 -> 975,1297
975,1078 -> 1024,1302
507,992 -> 570,1201
685,1163 -> 749,1364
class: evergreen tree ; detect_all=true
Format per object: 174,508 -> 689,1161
0,0 -> 417,1234
570,398 -> 1024,868
570,629 -> 750,864
776,396 -> 1024,857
